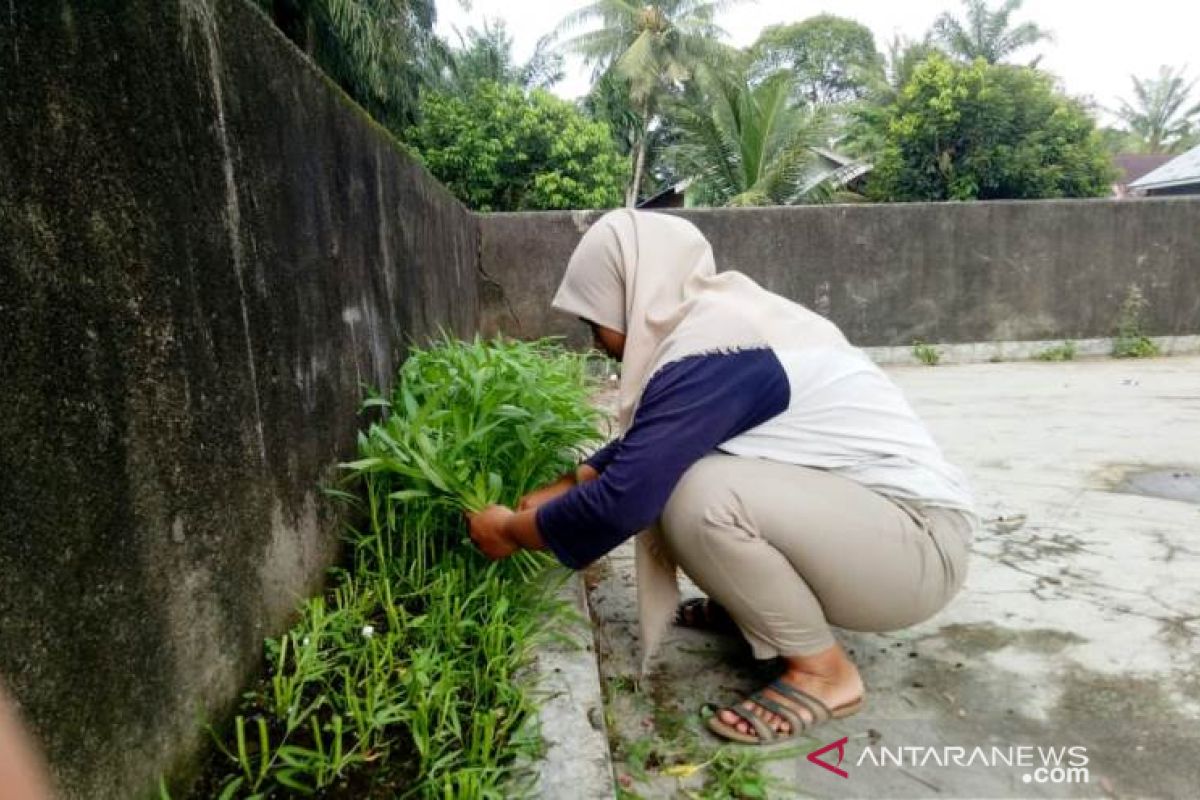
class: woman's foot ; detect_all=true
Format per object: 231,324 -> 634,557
675,597 -> 740,635
711,643 -> 864,742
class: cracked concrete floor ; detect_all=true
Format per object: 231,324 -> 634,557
586,356 -> 1200,799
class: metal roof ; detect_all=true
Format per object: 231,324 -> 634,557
1128,143 -> 1200,190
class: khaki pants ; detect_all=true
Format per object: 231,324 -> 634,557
661,454 -> 974,659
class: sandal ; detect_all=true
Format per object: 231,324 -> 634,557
674,597 -> 740,635
705,679 -> 863,745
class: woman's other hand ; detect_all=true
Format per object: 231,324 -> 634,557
517,464 -> 599,511
518,475 -> 575,512
466,505 -> 519,560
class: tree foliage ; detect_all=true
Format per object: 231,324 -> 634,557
868,55 -> 1113,201
1114,66 -> 1200,155
931,0 -> 1051,64
665,66 -> 834,206
749,15 -> 882,105
839,35 -> 944,159
254,0 -> 442,131
441,19 -> 564,93
556,0 -> 737,204
406,83 -> 626,211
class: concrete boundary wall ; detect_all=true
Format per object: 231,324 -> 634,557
0,1 -> 477,797
479,201 -> 1200,349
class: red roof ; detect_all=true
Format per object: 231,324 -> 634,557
1113,153 -> 1175,186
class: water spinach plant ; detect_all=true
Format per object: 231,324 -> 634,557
195,338 -> 603,799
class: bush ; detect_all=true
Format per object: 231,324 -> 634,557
406,83 -> 627,211
868,55 -> 1115,201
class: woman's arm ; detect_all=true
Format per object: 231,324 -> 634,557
516,463 -> 600,512
471,349 -> 790,568
470,463 -> 601,556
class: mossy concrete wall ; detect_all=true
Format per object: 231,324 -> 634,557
0,1 -> 477,797
479,201 -> 1200,348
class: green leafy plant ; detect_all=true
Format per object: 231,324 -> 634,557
867,54 -> 1114,201
912,340 -> 942,366
1034,340 -> 1077,361
193,337 -> 602,798
1112,285 -> 1161,359
697,746 -> 799,799
406,83 -> 626,211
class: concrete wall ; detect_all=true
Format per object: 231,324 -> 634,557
0,1 -> 477,797
479,201 -> 1200,348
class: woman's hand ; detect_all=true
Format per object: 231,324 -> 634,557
466,505 -> 519,560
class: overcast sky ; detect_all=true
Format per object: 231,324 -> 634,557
435,0 -> 1199,122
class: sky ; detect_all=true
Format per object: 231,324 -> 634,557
434,0 -> 1200,122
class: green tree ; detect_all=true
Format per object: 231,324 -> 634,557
868,55 -> 1114,201
665,66 -> 835,206
254,0 -> 443,131
749,15 -> 882,105
406,83 -> 626,211
556,0 -> 735,206
1114,66 -> 1200,154
442,19 -> 564,93
931,0 -> 1052,64
841,35 -> 943,159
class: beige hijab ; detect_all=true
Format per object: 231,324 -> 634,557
552,209 -> 844,671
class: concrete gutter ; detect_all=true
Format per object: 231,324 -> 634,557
529,573 -> 616,799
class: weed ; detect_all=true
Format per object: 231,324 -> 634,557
193,337 -> 602,799
1034,340 -> 1077,361
696,746 -> 801,800
1112,285 -> 1161,359
911,340 -> 942,366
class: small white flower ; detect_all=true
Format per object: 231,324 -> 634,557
361,625 -> 375,639
608,373 -> 618,383
302,636 -> 311,646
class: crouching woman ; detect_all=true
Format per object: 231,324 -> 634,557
467,210 -> 976,745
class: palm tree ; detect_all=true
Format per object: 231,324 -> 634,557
443,19 -> 564,92
1115,66 -> 1200,155
931,0 -> 1052,64
665,66 -> 836,207
255,0 -> 444,130
556,0 -> 736,206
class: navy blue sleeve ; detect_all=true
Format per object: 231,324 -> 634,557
584,438 -> 621,473
536,348 -> 790,569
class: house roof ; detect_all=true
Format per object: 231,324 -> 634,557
1112,153 -> 1174,186
1129,144 -> 1200,190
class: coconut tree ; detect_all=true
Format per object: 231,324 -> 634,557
665,65 -> 837,207
255,0 -> 444,130
1115,66 -> 1200,155
931,0 -> 1052,65
556,0 -> 738,206
442,19 -> 564,92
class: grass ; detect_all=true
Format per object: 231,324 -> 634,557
185,337 -> 603,799
1112,285 -> 1161,359
911,340 -> 942,366
1034,340 -> 1077,361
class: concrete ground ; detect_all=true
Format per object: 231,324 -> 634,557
586,356 -> 1200,800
